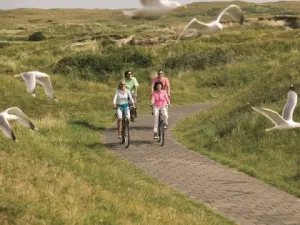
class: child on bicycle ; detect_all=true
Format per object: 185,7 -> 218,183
150,81 -> 171,139
113,80 -> 135,139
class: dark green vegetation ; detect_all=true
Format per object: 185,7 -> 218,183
1,1 -> 300,224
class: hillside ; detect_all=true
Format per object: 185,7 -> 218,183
1,1 -> 300,224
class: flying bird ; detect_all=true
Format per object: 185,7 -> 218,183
252,84 -> 300,131
0,107 -> 37,141
123,0 -> 186,17
14,71 -> 58,101
178,4 -> 244,40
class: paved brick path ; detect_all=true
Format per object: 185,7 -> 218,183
103,103 -> 300,225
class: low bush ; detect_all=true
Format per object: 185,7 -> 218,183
54,45 -> 154,81
28,31 -> 46,41
164,47 -> 233,70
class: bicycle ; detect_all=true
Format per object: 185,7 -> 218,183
114,107 -> 130,148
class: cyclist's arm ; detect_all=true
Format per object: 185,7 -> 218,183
134,78 -> 139,96
166,78 -> 170,96
165,92 -> 170,105
128,90 -> 135,107
113,91 -> 118,108
134,84 -> 138,96
150,92 -> 155,105
150,78 -> 155,95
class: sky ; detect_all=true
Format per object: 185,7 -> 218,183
0,0 -> 298,10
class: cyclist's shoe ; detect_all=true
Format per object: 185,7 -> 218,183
164,124 -> 168,129
130,118 -> 135,122
118,135 -> 122,139
153,132 -> 158,139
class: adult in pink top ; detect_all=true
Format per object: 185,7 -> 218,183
151,70 -> 170,97
151,88 -> 170,107
151,81 -> 171,139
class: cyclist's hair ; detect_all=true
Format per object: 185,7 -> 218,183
154,81 -> 163,91
118,79 -> 126,89
124,70 -> 132,77
157,70 -> 163,74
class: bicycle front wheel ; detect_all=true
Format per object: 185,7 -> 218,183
123,119 -> 130,148
159,120 -> 164,146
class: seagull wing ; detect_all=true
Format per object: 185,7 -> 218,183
252,106 -> 286,126
35,76 -> 55,99
6,107 -> 36,130
178,18 -> 210,40
0,115 -> 16,140
22,72 -> 36,94
282,90 -> 298,121
216,4 -> 244,24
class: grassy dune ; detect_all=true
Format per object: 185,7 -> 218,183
1,1 -> 300,224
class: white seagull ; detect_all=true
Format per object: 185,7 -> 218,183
14,71 -> 58,101
0,107 -> 37,141
123,0 -> 186,17
178,4 -> 244,40
252,84 -> 300,131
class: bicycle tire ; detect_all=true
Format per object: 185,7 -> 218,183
157,111 -> 162,143
123,119 -> 130,148
159,120 -> 164,146
121,119 -> 125,144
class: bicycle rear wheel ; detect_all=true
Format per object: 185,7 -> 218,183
123,119 -> 130,148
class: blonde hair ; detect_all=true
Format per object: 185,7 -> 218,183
118,79 -> 126,89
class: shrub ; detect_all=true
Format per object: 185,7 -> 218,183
101,39 -> 116,47
54,45 -> 154,81
28,31 -> 46,41
0,43 -> 10,49
286,18 -> 300,29
164,47 -> 233,70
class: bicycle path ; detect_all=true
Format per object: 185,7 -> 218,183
103,103 -> 300,225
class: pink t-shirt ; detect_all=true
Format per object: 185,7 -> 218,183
151,90 -> 169,107
152,77 -> 170,91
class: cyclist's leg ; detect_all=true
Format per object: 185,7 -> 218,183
153,106 -> 159,139
126,107 -> 130,122
162,106 -> 168,128
117,107 -> 123,139
133,94 -> 137,118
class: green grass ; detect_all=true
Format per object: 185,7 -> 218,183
2,1 -> 300,224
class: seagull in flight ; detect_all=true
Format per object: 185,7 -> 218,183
252,84 -> 300,131
0,107 -> 37,141
123,0 -> 186,17
14,71 -> 58,101
178,4 -> 244,40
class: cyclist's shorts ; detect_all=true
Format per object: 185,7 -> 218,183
117,104 -> 129,112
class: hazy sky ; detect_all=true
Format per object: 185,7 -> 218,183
0,0 -> 297,10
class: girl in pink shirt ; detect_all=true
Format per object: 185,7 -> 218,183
151,81 -> 171,139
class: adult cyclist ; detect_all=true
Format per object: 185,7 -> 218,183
113,79 -> 135,139
151,70 -> 171,97
124,70 -> 139,122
